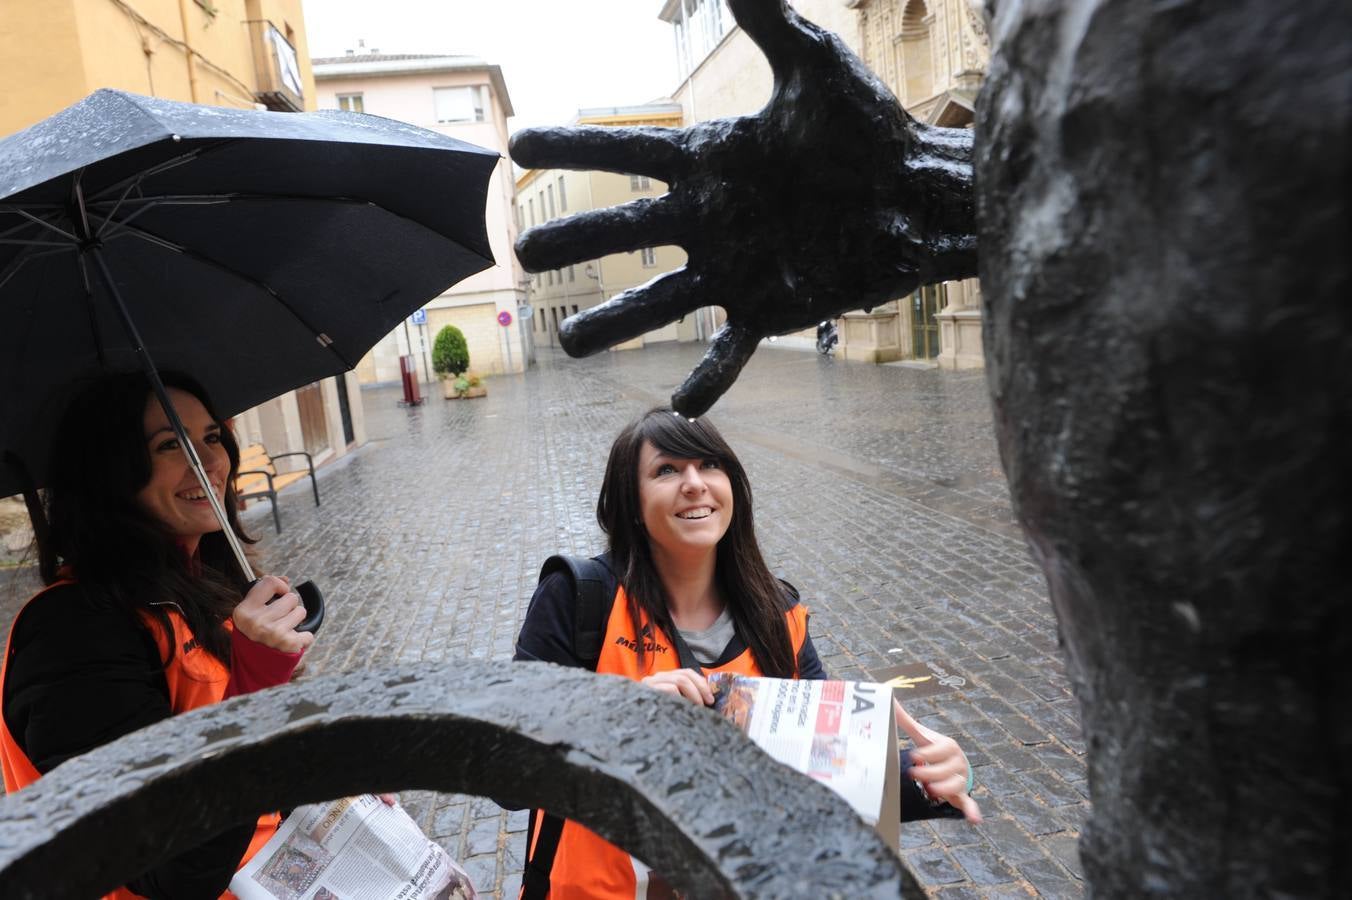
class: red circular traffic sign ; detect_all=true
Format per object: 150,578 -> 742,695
497,310 -> 513,327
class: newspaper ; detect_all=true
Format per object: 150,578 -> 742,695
710,674 -> 900,846
229,795 -> 477,900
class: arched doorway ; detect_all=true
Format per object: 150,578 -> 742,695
897,0 -> 934,104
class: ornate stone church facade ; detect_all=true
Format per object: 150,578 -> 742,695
845,0 -> 990,368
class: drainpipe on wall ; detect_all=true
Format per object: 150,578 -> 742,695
176,0 -> 201,102
679,0 -> 714,342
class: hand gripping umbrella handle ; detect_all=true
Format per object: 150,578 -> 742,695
258,578 -> 326,635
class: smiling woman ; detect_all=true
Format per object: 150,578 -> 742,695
136,387 -> 232,552
0,372 -> 315,899
513,408 -> 981,899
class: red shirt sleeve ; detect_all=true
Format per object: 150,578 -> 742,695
224,627 -> 304,698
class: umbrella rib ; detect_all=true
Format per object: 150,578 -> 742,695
90,194 -> 235,208
94,192 -> 495,263
0,209 -> 79,243
76,252 -> 106,369
0,246 -> 75,293
108,223 -> 358,369
0,211 -> 55,241
94,178 -> 152,239
89,196 -> 236,244
85,147 -> 206,203
110,227 -> 182,254
90,200 -> 195,239
0,238 -> 71,247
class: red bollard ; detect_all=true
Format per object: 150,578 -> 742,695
398,354 -> 423,406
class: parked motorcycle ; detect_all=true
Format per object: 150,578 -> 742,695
816,319 -> 839,355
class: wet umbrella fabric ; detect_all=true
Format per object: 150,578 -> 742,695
0,88 -> 499,500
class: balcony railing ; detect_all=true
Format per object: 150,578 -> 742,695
246,19 -> 304,112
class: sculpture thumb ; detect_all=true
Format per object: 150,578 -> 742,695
672,323 -> 760,417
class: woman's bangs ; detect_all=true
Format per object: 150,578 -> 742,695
639,411 -> 728,464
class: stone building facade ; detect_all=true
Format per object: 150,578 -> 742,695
517,103 -> 698,352
312,51 -> 530,383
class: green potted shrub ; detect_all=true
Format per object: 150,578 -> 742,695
431,324 -> 469,398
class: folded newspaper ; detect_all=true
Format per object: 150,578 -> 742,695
229,795 -> 477,900
709,674 -> 900,847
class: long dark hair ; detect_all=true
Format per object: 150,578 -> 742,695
37,371 -> 253,665
597,408 -> 797,678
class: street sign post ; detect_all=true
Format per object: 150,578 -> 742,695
498,310 -> 514,372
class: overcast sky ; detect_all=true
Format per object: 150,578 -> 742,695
303,0 -> 681,131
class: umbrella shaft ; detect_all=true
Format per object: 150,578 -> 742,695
87,248 -> 256,583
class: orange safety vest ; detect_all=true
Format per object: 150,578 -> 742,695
531,585 -> 809,900
0,579 -> 279,900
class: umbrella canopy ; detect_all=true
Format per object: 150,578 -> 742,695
0,88 -> 499,498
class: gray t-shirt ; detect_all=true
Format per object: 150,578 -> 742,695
677,607 -> 737,666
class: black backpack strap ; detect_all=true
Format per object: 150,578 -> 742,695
666,626 -> 706,674
521,807 -> 566,900
537,552 -> 617,669
523,553 -> 618,896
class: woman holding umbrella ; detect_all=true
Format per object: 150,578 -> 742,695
1,371 -> 313,898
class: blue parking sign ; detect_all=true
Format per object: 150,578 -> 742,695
410,308 -> 427,325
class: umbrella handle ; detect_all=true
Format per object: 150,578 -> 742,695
295,580 -> 326,635
256,578 -> 326,635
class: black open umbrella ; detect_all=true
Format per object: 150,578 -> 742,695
0,89 -> 500,622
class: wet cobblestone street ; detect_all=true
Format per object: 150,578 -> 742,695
3,343 -> 1088,898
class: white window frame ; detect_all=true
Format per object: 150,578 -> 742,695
433,85 -> 485,124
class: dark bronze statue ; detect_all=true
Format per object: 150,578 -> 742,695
511,0 -> 976,415
0,663 -> 916,897
514,0 -> 1350,895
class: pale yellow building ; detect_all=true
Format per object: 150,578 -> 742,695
0,0 -> 367,481
657,0 -> 987,368
517,103 -> 697,352
313,50 -> 530,382
1,0 -> 317,127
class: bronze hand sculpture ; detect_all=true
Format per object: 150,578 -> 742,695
511,0 -> 976,417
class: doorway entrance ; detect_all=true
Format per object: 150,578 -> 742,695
296,382 -> 330,455
911,284 -> 944,359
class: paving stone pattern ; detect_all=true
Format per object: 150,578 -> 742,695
1,343 -> 1087,897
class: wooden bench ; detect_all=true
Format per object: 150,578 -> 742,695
234,444 -> 320,533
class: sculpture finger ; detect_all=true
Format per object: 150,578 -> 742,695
515,197 -> 685,273
559,269 -> 698,358
727,0 -> 825,77
671,322 -> 761,418
510,126 -> 687,181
